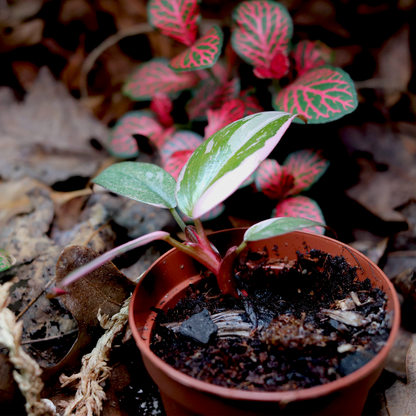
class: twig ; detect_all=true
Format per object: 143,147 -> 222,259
79,23 -> 153,100
21,329 -> 78,345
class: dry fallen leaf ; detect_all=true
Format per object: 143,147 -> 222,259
375,24 -> 412,107
0,67 -> 108,185
380,334 -> 416,416
342,123 -> 416,222
42,246 -> 136,389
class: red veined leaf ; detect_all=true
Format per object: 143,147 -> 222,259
239,90 -> 264,115
107,111 -> 164,158
255,158 -> 295,199
150,93 -> 174,127
283,149 -> 329,195
204,99 -> 245,139
164,149 -> 194,179
182,203 -> 226,223
187,77 -> 240,120
170,25 -> 224,72
160,130 -> 203,165
231,1 -> 292,73
123,58 -> 199,101
292,40 -> 334,76
196,59 -> 228,83
147,0 -> 200,46
253,50 -> 290,79
273,65 -> 358,123
273,195 -> 325,234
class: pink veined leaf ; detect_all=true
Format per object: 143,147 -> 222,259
187,77 -> 240,120
182,203 -> 226,223
253,50 -> 290,79
255,158 -> 295,200
107,111 -> 164,158
150,93 -> 174,127
164,149 -> 194,180
231,1 -> 293,73
147,0 -> 200,46
273,195 -> 326,234
204,99 -> 245,139
292,40 -> 334,76
170,25 -> 224,72
159,130 -> 203,166
123,58 -> 199,101
273,65 -> 358,123
283,149 -> 329,195
196,59 -> 228,83
239,90 -> 264,115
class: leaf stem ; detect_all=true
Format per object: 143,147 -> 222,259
170,208 -> 187,232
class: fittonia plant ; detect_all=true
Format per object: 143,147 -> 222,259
53,112 -> 330,299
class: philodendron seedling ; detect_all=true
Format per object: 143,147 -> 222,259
53,112 -> 329,298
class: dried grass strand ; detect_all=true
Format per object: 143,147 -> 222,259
0,282 -> 58,416
59,295 -> 131,416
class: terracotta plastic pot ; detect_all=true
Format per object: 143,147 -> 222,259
129,229 -> 400,416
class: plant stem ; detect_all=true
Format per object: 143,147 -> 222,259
170,208 -> 187,232
194,218 -> 212,250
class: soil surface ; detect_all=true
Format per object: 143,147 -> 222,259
151,247 -> 390,391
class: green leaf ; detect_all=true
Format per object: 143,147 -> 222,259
93,162 -> 177,209
0,249 -> 16,272
176,111 -> 298,219
244,217 -> 327,242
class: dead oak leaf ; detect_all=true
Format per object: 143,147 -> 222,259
0,66 -> 107,185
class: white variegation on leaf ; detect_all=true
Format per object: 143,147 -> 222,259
93,161 -> 177,209
244,217 -> 327,242
175,112 -> 298,219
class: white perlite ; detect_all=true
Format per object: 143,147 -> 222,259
59,295 -> 132,416
0,282 -> 59,416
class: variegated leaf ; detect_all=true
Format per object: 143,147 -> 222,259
283,149 -> 329,195
231,1 -> 292,74
123,58 -> 199,101
182,203 -> 226,223
147,0 -> 200,46
292,40 -> 334,76
107,111 -> 164,158
160,130 -> 203,165
93,162 -> 177,209
255,158 -> 295,199
150,93 -> 174,127
170,25 -> 223,72
244,216 -> 326,241
164,149 -> 194,180
176,111 -> 298,219
187,77 -> 240,120
273,195 -> 326,234
273,65 -> 358,123
204,99 -> 246,139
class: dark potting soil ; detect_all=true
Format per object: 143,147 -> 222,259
150,247 -> 391,392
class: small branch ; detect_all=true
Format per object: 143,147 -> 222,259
79,23 -> 153,100
21,329 -> 78,345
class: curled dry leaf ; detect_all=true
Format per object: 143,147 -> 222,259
41,245 -> 136,388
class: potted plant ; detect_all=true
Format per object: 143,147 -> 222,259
52,111 -> 400,416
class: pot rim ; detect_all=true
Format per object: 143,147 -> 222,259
129,229 -> 401,403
